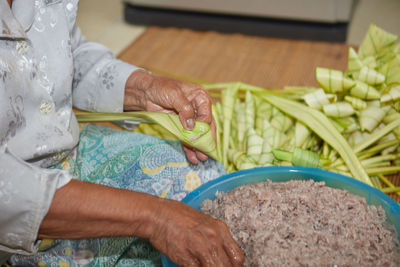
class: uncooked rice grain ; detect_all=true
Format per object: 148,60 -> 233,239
201,180 -> 400,267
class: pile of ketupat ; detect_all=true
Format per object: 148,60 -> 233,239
75,24 -> 400,200
202,24 -> 400,192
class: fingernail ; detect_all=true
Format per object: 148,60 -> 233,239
186,119 -> 194,129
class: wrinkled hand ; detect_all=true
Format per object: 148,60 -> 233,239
124,70 -> 216,164
147,199 -> 244,267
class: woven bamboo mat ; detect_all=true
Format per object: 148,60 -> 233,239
118,26 -> 400,200
119,27 -> 349,89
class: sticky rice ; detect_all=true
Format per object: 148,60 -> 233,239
201,180 -> 400,267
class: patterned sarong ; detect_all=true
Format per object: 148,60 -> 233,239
10,124 -> 225,267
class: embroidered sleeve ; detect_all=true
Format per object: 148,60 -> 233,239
70,26 -> 140,112
0,145 -> 72,256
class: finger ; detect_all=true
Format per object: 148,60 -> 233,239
187,89 -> 218,159
187,258 -> 201,267
182,255 -> 201,267
171,90 -> 196,130
171,252 -> 201,267
190,235 -> 227,267
223,233 -> 245,267
188,89 -> 217,145
187,89 -> 212,124
215,244 -> 232,267
195,150 -> 208,162
203,245 -> 225,267
183,145 -> 199,165
189,241 -> 216,267
224,243 -> 245,267
214,220 -> 245,267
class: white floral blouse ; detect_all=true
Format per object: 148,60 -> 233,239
0,0 -> 138,261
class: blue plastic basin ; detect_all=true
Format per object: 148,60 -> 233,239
162,166 -> 400,266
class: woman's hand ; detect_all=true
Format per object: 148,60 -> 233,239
124,70 -> 216,164
40,180 -> 244,267
146,199 -> 245,267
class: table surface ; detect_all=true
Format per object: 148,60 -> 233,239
117,26 -> 399,201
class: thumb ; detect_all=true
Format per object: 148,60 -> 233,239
173,91 -> 196,130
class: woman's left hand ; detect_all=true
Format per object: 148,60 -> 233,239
124,70 -> 216,164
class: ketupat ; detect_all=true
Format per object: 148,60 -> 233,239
323,102 -> 355,117
344,96 -> 367,110
315,68 -> 355,93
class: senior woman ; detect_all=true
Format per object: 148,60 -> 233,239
0,0 -> 244,266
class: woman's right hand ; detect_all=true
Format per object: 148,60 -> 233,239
147,199 -> 244,267
123,70 -> 216,165
39,180 -> 243,266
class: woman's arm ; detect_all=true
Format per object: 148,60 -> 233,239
38,179 -> 157,239
0,146 -> 71,257
39,180 -> 244,267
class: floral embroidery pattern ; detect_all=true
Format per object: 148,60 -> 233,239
0,69 -> 7,83
101,64 -> 116,90
16,41 -> 29,55
2,95 -> 26,144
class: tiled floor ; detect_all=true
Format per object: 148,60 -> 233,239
347,0 -> 400,45
76,0 -> 145,55
76,0 -> 400,56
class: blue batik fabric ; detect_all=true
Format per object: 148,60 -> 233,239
9,124 -> 225,267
